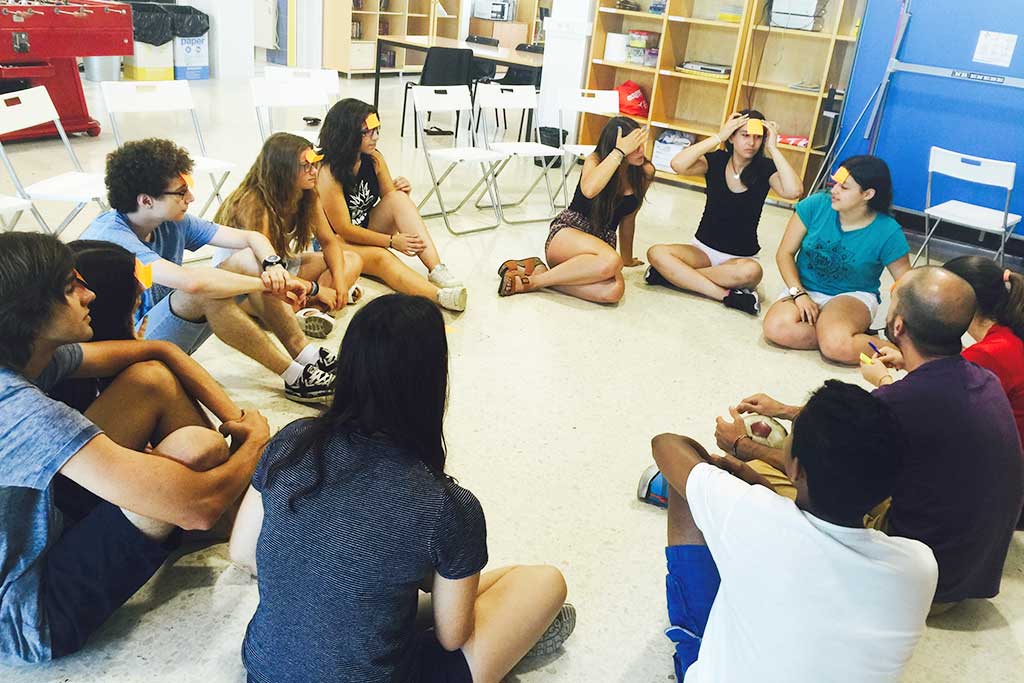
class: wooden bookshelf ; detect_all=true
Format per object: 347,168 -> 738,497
468,0 -> 553,46
581,0 -> 866,199
323,0 -> 459,76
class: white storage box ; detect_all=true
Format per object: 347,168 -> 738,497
173,36 -> 210,80
603,33 -> 629,63
124,41 -> 174,81
653,129 -> 696,173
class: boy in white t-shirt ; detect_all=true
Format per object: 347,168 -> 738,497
649,380 -> 937,683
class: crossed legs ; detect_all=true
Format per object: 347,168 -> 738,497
762,295 -> 883,365
369,191 -> 443,272
646,244 -> 762,300
346,242 -> 441,301
297,250 -> 364,306
505,228 -> 624,304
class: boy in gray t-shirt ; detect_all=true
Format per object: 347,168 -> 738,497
0,232 -> 269,665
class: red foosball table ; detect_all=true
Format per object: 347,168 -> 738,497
0,1 -> 132,141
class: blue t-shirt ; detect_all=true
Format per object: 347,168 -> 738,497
795,192 -> 909,300
242,420 -> 488,683
81,211 -> 218,321
0,345 -> 102,664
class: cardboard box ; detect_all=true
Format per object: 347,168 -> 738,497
124,41 -> 174,81
173,36 -> 209,80
653,130 -> 696,173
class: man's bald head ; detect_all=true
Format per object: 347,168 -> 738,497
889,266 -> 977,357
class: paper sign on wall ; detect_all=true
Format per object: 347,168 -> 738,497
973,31 -> 1017,69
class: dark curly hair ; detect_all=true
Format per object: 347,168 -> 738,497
319,98 -> 377,192
105,138 -> 194,213
0,232 -> 77,371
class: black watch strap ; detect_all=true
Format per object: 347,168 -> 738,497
262,255 -> 283,271
308,280 -> 319,297
792,291 -> 808,300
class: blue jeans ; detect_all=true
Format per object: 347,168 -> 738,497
665,545 -> 720,680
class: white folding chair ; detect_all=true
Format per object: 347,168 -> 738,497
99,80 -> 235,218
411,85 -> 507,235
250,77 -> 330,145
0,86 -> 106,236
474,83 -> 563,224
915,146 -> 1021,266
264,65 -> 341,102
0,195 -> 33,231
555,89 -> 620,206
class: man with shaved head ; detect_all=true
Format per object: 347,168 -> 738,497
715,266 -> 1023,611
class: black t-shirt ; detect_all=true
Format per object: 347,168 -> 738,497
874,357 -> 1024,602
344,153 -> 382,228
693,150 -> 777,257
243,420 -> 488,683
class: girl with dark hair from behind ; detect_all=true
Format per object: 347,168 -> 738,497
645,110 -> 803,315
762,155 -> 912,365
497,116 -> 654,303
317,98 -> 468,312
228,293 -> 575,683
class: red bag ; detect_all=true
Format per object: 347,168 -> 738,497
617,80 -> 650,117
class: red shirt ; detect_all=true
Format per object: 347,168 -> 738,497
962,324 -> 1024,443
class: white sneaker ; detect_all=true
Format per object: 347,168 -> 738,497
429,263 -> 462,288
437,286 -> 467,312
295,308 -> 335,339
284,363 -> 335,403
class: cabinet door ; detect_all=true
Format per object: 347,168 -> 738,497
351,43 -> 376,71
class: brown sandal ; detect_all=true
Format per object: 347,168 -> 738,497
498,270 -> 531,297
497,257 -> 544,278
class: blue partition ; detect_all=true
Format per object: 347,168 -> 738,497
835,0 -> 1024,225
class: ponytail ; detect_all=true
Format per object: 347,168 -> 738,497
943,256 -> 1024,340
1003,271 -> 1024,340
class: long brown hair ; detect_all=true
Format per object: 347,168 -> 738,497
943,256 -> 1024,340
214,133 -> 319,256
591,117 -> 652,229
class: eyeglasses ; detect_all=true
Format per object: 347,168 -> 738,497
300,160 -> 322,174
160,186 -> 190,199
361,126 -> 381,138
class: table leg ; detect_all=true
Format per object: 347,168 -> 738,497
374,40 -> 383,108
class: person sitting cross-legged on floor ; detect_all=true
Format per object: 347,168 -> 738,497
648,380 -> 937,682
81,138 -> 336,404
717,266 -> 1024,611
0,233 -> 270,665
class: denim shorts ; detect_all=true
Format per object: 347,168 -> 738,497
665,545 -> 721,680
144,293 -> 213,356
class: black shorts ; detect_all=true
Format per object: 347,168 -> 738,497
41,501 -> 178,658
415,629 -> 473,683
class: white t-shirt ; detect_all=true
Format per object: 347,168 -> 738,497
684,463 -> 938,683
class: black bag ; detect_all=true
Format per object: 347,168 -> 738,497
535,127 -> 568,168
164,6 -> 211,38
127,3 -> 174,46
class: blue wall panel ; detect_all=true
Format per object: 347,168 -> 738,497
836,0 -> 1024,223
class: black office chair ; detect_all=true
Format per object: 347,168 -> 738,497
489,43 -> 545,141
401,47 -> 473,147
466,34 -> 499,85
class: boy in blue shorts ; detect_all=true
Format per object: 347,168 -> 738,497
646,381 -> 937,682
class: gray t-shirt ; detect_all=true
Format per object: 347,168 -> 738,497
0,345 -> 102,664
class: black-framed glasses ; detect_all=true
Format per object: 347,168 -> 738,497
300,160 -> 322,174
160,187 -> 190,199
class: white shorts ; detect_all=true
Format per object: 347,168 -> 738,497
775,288 -> 879,320
211,247 -> 302,275
691,238 -> 759,268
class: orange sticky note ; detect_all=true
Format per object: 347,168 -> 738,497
365,112 -> 381,130
832,166 -> 850,184
745,118 -> 764,136
303,148 -> 324,164
444,325 -> 456,334
179,172 -> 195,189
134,259 -> 153,289
72,268 -> 88,285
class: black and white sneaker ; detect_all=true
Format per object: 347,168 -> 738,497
723,288 -> 760,315
644,265 -> 669,287
524,603 -> 576,658
285,363 -> 336,404
315,347 -> 337,373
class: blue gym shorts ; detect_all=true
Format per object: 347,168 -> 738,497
665,545 -> 720,681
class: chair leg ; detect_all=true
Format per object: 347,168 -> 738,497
54,203 -> 87,237
419,159 -> 501,235
912,218 -> 942,266
29,205 -> 51,234
197,171 -> 230,218
401,87 -> 409,138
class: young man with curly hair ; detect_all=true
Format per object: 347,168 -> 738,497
0,232 -> 270,664
81,138 -> 336,403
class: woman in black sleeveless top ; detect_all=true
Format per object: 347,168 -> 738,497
317,99 -> 468,312
497,116 -> 653,304
646,110 -> 802,315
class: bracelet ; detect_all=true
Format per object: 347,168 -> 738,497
308,280 -> 319,297
710,134 -> 721,146
388,235 -> 393,249
792,291 -> 807,300
613,147 -> 627,159
732,434 -> 752,458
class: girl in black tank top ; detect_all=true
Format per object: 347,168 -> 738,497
497,116 -> 653,305
644,110 -> 803,316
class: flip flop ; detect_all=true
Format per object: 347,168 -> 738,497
497,257 -> 544,278
498,271 -> 530,297
423,125 -> 453,136
295,308 -> 335,339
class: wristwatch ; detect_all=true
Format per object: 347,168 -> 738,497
789,286 -> 806,299
262,255 -> 283,271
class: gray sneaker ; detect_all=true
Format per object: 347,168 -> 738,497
428,263 -> 462,288
284,363 -> 335,404
437,286 -> 467,312
524,603 -> 576,658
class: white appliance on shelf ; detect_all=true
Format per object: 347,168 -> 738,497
474,1 -> 516,22
770,0 -> 827,32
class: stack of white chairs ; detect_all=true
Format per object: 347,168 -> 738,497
555,89 -> 620,206
252,67 -> 340,145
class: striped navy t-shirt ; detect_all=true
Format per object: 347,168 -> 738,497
242,420 -> 487,683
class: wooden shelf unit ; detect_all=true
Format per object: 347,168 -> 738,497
581,0 -> 865,198
468,0 -> 552,47
323,0 -> 459,76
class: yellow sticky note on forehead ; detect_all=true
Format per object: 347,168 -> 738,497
745,119 -> 764,135
365,112 -> 381,130
180,172 -> 195,189
134,259 -> 153,289
303,148 -> 324,164
832,166 -> 850,184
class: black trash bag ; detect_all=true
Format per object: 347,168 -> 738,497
164,5 -> 211,38
127,3 -> 174,46
535,127 -> 568,168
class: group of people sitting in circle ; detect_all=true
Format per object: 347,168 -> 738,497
0,92 -> 1020,683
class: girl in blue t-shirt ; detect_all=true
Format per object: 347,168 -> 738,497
763,156 -> 911,365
